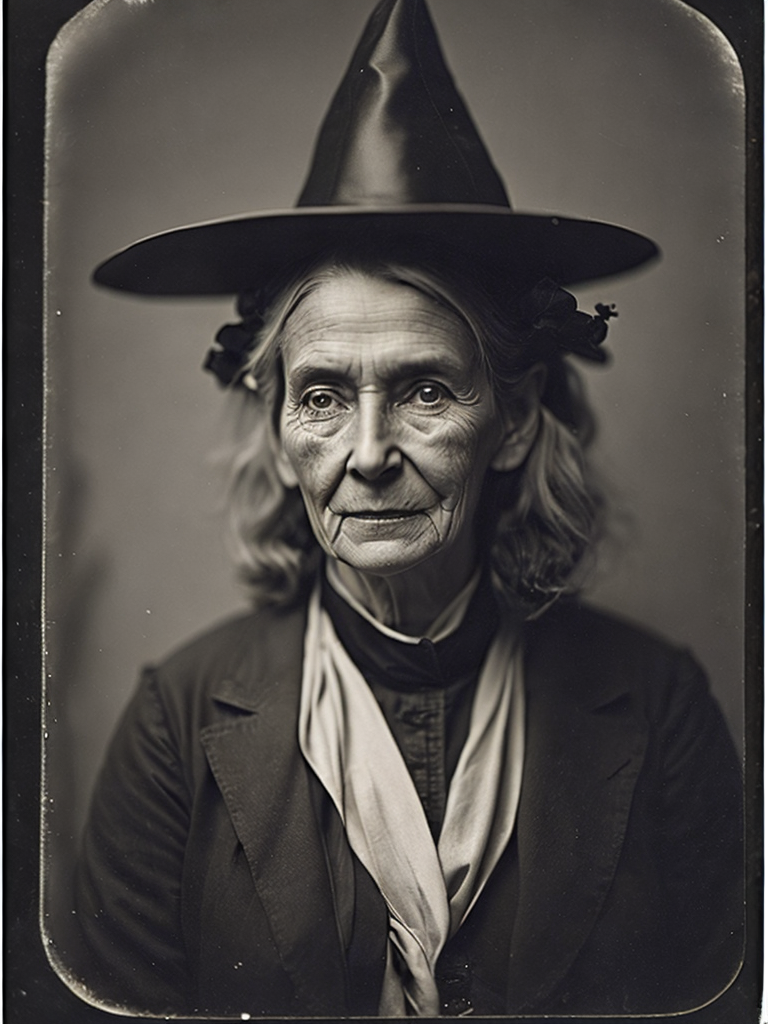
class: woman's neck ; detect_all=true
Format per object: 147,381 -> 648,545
330,551 -> 480,636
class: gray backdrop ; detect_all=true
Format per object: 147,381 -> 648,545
42,0 -> 745,968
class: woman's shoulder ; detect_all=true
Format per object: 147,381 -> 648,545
143,600 -> 309,712
524,597 -> 711,708
527,597 -> 690,659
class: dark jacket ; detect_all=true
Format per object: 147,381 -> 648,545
72,598 -> 744,1017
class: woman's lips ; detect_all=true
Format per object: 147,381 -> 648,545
343,510 -> 421,521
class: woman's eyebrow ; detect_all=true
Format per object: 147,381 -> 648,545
286,355 -> 468,389
379,356 -> 467,380
284,363 -> 354,393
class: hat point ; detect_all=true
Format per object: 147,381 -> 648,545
296,0 -> 510,209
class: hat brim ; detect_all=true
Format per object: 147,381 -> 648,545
92,204 -> 659,297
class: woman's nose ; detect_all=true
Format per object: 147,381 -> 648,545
346,395 -> 402,480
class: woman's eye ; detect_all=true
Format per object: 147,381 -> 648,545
408,383 -> 448,407
300,389 -> 343,417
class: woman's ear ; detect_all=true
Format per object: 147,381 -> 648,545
274,447 -> 299,488
491,363 -> 547,471
269,420 -> 300,488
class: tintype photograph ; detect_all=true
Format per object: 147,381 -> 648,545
24,0 -> 756,1019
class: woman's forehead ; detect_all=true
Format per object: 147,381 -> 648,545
280,272 -> 478,372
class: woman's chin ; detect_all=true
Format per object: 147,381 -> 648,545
330,528 -> 440,580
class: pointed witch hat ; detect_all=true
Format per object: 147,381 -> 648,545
93,0 -> 658,297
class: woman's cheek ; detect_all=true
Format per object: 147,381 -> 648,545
407,419 -> 489,491
282,418 -> 331,463
283,424 -> 348,496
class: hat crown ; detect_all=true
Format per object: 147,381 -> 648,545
297,0 -> 510,209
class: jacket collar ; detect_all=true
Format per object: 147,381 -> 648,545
199,597 -> 649,1014
199,602 -> 351,1015
506,616 -> 649,1010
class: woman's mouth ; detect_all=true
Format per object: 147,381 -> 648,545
344,510 -> 421,522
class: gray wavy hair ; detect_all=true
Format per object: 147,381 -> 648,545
219,250 -> 605,613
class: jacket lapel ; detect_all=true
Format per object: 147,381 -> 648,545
194,598 -> 650,1015
506,618 -> 649,1012
198,606 -> 348,1015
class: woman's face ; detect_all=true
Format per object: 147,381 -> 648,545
276,271 -> 513,580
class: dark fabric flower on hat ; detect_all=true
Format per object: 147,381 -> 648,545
204,286 -> 275,387
518,278 -> 617,363
203,322 -> 259,386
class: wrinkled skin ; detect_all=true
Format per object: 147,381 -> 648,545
276,272 -> 539,632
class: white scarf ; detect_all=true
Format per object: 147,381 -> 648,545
298,583 -> 525,1016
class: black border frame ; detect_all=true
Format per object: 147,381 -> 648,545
5,1 -> 763,1021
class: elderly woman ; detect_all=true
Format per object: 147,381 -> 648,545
73,0 -> 743,1018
